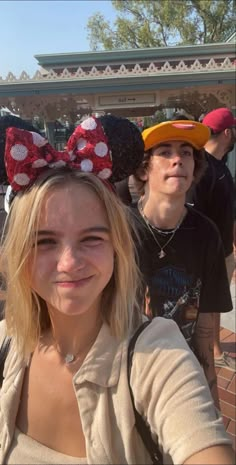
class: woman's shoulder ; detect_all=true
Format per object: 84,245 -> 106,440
134,317 -> 188,352
130,317 -> 207,402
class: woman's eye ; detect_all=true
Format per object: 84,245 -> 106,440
81,236 -> 104,246
183,151 -> 192,157
36,238 -> 56,246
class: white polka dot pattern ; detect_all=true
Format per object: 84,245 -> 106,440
98,168 -> 112,179
77,138 -> 87,150
81,159 -> 93,172
10,144 -> 28,161
94,142 -> 108,157
81,118 -> 97,130
31,132 -> 48,147
49,160 -> 66,168
5,116 -> 113,192
32,159 -> 48,168
14,173 -> 30,186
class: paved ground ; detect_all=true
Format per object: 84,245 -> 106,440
217,267 -> 236,450
221,281 -> 235,332
217,327 -> 236,450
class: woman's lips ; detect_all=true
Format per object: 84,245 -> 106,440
55,277 -> 92,288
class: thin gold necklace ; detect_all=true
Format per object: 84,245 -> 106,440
138,199 -> 184,259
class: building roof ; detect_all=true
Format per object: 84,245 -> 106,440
35,42 -> 236,68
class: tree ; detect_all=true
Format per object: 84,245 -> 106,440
87,0 -> 235,50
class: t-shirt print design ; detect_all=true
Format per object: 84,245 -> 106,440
145,266 -> 201,344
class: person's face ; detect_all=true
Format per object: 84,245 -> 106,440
29,183 -> 114,318
227,127 -> 236,153
144,140 -> 195,197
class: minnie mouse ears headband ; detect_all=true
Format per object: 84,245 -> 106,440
0,114 -> 42,184
1,114 -> 144,192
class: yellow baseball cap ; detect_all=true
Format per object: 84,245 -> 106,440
142,120 -> 210,151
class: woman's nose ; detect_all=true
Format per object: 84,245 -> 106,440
57,246 -> 84,272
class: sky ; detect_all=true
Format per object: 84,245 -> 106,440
0,0 -> 116,78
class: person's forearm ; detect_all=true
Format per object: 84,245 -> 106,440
193,313 -> 220,409
184,445 -> 235,465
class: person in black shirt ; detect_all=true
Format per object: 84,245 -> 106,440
187,108 -> 236,371
132,119 -> 233,406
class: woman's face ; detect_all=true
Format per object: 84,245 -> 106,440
29,183 -> 114,318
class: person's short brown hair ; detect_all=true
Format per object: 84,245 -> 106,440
133,146 -> 207,196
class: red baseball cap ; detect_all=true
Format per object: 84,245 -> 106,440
202,108 -> 236,133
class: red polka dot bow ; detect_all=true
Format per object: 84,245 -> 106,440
5,117 -> 112,192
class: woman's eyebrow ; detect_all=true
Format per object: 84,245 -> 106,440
80,226 -> 110,234
36,226 -> 110,236
37,230 -> 56,236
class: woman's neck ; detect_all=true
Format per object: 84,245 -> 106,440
44,306 -> 102,359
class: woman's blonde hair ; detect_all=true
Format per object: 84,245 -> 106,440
0,170 -> 142,357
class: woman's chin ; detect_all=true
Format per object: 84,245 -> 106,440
48,303 -> 95,318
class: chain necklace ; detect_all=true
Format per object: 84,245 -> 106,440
51,333 -> 97,365
138,199 -> 184,259
52,342 -> 83,365
139,200 -> 177,236
59,351 -> 81,365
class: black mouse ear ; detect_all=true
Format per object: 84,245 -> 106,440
99,115 -> 144,183
0,132 -> 8,184
0,115 -> 42,185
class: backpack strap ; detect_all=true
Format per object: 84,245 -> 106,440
127,321 -> 163,464
0,336 -> 11,388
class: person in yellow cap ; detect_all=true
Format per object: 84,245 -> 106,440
132,120 -> 233,408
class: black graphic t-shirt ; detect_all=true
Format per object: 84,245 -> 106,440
132,205 -> 233,345
187,151 -> 234,257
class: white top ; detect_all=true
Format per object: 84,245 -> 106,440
0,318 -> 232,464
5,427 -> 87,464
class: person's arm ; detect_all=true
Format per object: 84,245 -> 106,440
131,318 -> 233,465
184,445 -> 235,464
192,312 -> 219,408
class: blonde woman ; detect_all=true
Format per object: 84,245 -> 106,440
0,119 -> 234,464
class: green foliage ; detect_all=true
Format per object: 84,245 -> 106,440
87,0 -> 235,50
143,110 -> 168,129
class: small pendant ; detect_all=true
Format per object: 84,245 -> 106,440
65,353 -> 75,364
158,250 -> 166,259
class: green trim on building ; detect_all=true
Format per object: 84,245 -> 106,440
35,43 -> 236,67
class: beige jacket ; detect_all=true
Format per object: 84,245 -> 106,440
0,318 -> 231,464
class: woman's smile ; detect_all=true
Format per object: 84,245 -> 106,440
55,276 -> 93,288
29,184 -> 114,317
